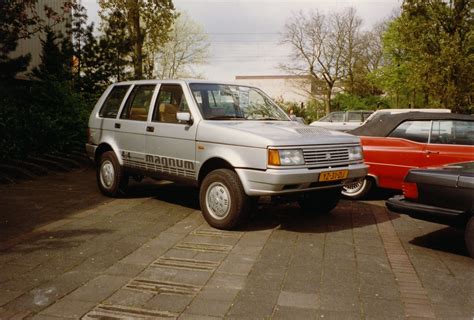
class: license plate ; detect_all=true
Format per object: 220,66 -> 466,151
319,170 -> 348,182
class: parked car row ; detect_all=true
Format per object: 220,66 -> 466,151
87,81 -> 473,256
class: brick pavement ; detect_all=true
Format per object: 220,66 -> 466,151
0,168 -> 473,319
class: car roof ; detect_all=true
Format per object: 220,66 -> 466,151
111,79 -> 253,87
348,112 -> 474,137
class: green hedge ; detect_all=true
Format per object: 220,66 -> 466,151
0,80 -> 91,160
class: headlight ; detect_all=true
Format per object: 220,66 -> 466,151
268,149 -> 304,166
348,146 -> 363,161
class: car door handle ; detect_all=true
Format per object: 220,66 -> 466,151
146,126 -> 154,132
114,123 -> 121,129
424,150 -> 440,155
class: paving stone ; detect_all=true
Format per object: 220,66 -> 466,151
196,287 -> 240,302
38,299 -> 96,318
0,290 -> 23,306
277,291 -> 319,309
320,294 -> 360,312
104,289 -> 154,307
144,293 -> 194,313
63,275 -> 129,303
316,310 -> 362,320
171,269 -> 213,286
206,273 -> 246,290
103,262 -> 147,277
362,298 -> 405,320
272,306 -> 318,320
185,298 -> 232,317
178,313 -> 221,320
217,260 -> 253,275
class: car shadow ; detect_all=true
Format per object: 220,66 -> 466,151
125,181 -> 400,233
409,226 -> 469,257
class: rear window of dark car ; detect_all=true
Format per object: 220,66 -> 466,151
99,85 -> 130,118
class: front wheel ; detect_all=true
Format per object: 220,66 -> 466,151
298,188 -> 342,213
199,169 -> 251,230
342,178 -> 373,200
97,151 -> 128,197
465,216 -> 474,258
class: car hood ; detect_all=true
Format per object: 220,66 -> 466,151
196,120 -> 361,148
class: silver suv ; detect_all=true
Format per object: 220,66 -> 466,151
86,80 -> 368,229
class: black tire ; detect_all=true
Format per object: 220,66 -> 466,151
298,188 -> 342,213
199,169 -> 251,230
97,151 -> 128,197
342,178 -> 373,200
465,216 -> 474,258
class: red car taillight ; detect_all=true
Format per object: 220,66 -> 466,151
402,182 -> 418,199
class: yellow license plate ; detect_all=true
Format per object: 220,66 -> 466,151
319,170 -> 348,182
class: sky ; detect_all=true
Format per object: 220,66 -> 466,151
82,0 -> 401,80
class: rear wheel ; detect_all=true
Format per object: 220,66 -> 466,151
465,216 -> 474,258
342,178 -> 373,200
298,188 -> 342,213
199,169 -> 250,230
97,151 -> 128,197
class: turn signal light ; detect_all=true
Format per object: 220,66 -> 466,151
402,182 -> 418,199
268,149 -> 280,166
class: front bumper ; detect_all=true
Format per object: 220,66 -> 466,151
236,163 -> 368,196
386,195 -> 466,226
85,143 -> 98,161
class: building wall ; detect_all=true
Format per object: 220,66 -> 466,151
234,75 -> 311,103
10,0 -> 71,80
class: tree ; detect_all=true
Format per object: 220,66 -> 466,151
32,27 -> 71,81
99,0 -> 177,79
372,0 -> 473,112
0,0 -> 69,81
281,9 -> 361,114
155,12 -> 210,79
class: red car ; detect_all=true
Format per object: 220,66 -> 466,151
342,112 -> 474,199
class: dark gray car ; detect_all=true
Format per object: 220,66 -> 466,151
386,162 -> 474,257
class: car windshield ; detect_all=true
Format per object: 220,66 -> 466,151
189,83 -> 289,121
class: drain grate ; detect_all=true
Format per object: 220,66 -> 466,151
82,304 -> 177,319
152,257 -> 219,271
125,278 -> 200,295
191,229 -> 242,238
174,242 -> 232,253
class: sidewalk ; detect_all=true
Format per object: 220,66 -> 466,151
0,169 -> 473,319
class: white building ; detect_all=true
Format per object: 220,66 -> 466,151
234,75 -> 311,103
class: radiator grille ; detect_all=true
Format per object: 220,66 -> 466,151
302,145 -> 352,167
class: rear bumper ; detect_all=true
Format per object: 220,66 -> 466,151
236,163 -> 368,196
386,195 -> 467,226
85,143 -> 97,161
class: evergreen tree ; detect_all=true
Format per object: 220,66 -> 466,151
32,28 -> 71,81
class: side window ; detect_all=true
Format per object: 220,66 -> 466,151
152,84 -> 188,123
120,85 -> 156,121
330,112 -> 344,122
431,120 -> 474,145
362,112 -> 372,121
389,121 -> 431,143
99,85 -> 130,118
347,112 -> 363,122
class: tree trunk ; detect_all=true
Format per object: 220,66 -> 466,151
325,84 -> 333,115
128,0 -> 142,79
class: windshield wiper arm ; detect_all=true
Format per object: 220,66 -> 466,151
207,115 -> 246,120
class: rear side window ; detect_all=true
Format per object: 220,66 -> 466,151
389,120 -> 431,143
120,85 -> 156,121
99,85 -> 130,118
347,112 -> 363,122
431,120 -> 474,145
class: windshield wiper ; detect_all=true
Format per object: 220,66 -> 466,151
207,115 -> 246,120
255,117 -> 282,121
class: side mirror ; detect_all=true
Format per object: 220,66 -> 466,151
177,112 -> 193,125
289,114 -> 297,121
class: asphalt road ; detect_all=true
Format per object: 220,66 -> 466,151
0,167 -> 473,319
